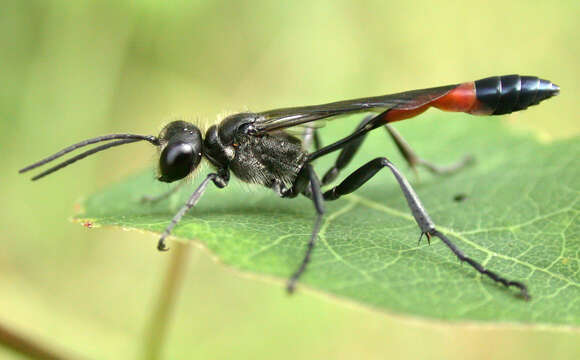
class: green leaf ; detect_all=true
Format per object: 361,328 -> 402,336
76,116 -> 579,326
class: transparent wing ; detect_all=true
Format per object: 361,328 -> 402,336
283,121 -> 326,136
253,84 -> 457,133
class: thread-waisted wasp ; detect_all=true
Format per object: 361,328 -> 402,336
20,75 -> 559,299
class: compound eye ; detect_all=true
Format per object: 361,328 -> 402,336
158,142 -> 198,182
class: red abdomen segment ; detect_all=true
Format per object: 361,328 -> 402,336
383,75 -> 559,123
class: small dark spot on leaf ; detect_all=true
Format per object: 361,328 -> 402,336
453,193 -> 467,202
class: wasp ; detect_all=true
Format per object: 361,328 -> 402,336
21,75 -> 559,299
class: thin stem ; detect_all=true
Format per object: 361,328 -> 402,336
142,242 -> 192,360
0,321 -> 79,360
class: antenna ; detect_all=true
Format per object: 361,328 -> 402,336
19,134 -> 159,180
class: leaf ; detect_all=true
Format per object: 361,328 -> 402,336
76,116 -> 579,326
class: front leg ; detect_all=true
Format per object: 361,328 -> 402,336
157,170 -> 229,251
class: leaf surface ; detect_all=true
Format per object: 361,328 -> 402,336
77,116 -> 579,325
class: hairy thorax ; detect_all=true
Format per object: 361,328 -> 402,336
203,117 -> 308,189
230,131 -> 307,188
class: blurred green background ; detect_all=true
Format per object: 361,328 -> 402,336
1,0 -> 578,359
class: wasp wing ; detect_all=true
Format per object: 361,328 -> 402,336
253,84 -> 457,134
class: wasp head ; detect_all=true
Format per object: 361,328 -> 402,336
157,121 -> 203,183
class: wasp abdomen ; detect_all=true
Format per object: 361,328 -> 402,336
474,75 -> 559,115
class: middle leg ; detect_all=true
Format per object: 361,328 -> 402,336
286,163 -> 325,293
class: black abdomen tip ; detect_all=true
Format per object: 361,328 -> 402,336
475,75 -> 559,115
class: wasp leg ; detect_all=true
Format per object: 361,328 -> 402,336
322,157 -> 529,300
313,130 -> 322,152
301,126 -> 322,151
320,114 -> 474,185
385,124 -> 474,176
286,164 -> 325,294
157,171 -> 229,251
141,181 -> 185,203
321,115 -> 375,185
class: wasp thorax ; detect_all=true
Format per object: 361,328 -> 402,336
158,121 -> 203,183
218,113 -> 255,145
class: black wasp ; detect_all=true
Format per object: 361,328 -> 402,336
20,75 -> 559,299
